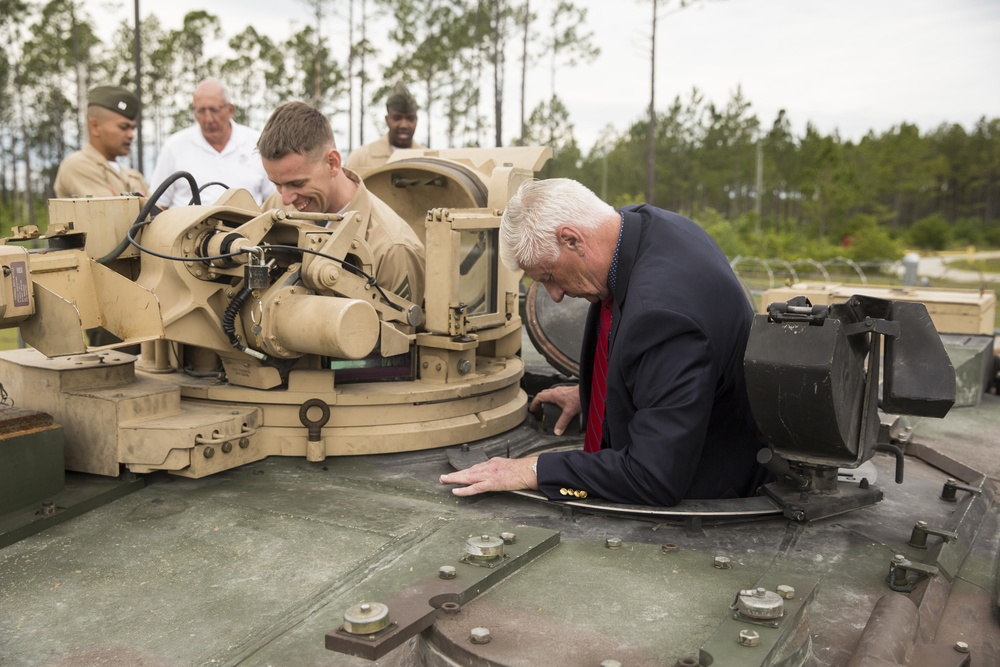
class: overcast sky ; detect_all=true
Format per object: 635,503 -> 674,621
80,0 -> 1000,154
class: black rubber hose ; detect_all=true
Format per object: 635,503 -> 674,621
97,171 -> 201,265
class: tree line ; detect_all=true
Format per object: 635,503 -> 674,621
546,87 -> 1000,261
2,0 -> 997,264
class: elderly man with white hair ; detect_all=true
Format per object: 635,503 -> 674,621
150,78 -> 274,208
439,178 -> 771,507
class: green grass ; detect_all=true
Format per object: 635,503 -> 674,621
0,329 -> 21,351
947,257 -> 1000,272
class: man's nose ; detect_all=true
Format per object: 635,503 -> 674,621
280,188 -> 296,206
545,284 -> 564,303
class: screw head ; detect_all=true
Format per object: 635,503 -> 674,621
439,565 -> 457,580
606,537 -> 622,550
738,629 -> 760,647
470,627 -> 491,644
954,641 -> 970,653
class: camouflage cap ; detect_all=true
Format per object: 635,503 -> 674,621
386,82 -> 418,114
88,86 -> 140,120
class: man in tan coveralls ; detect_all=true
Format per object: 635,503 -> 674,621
344,82 -> 424,177
258,102 -> 425,305
54,86 -> 148,198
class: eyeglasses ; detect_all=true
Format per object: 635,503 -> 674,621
193,105 -> 230,117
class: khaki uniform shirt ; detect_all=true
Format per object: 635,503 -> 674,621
344,133 -> 424,178
262,169 -> 425,304
54,143 -> 149,198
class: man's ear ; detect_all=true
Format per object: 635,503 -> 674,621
557,226 -> 583,253
326,148 -> 342,175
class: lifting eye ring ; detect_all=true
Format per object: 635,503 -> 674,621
299,398 -> 331,441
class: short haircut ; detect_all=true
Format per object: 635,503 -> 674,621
257,102 -> 335,161
499,178 -> 616,271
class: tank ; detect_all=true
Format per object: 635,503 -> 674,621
0,150 -> 998,666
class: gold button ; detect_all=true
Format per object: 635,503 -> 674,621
560,488 -> 569,496
579,491 -> 588,499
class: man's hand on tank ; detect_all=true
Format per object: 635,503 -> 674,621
439,456 -> 538,496
529,385 -> 582,435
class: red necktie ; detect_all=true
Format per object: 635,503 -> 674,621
584,298 -> 613,453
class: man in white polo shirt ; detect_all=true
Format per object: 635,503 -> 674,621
150,78 -> 274,208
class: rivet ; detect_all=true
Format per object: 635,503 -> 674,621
954,641 -> 970,653
606,537 -> 622,550
221,442 -> 233,454
738,629 -> 760,647
469,627 -> 491,644
439,565 -> 457,580
436,363 -> 442,371
203,446 -> 215,458
239,438 -> 250,449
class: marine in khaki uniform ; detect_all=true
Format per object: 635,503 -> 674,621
258,102 -> 424,305
344,82 -> 424,178
54,86 -> 148,198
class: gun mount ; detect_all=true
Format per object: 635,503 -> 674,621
0,147 -> 550,478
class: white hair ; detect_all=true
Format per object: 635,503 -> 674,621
499,178 -> 616,271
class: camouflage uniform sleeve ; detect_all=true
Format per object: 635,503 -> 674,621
377,243 -> 425,306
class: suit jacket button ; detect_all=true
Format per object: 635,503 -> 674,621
560,488 -> 569,496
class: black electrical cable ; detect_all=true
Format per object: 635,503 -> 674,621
97,171 -> 202,265
221,285 -> 257,354
187,181 -> 230,206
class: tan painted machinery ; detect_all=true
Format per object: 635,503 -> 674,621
0,148 -> 550,478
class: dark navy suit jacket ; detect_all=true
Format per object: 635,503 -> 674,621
536,205 -> 770,506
